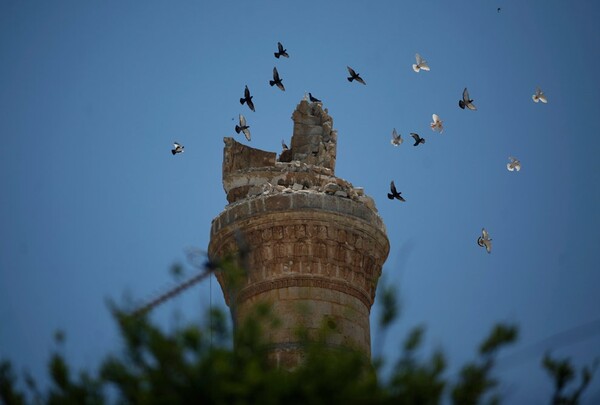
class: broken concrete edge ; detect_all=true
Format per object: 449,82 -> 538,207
210,192 -> 387,239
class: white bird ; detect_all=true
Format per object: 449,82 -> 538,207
477,228 -> 492,254
507,156 -> 521,172
430,114 -> 444,133
171,142 -> 184,155
532,87 -> 548,103
412,53 -> 430,72
390,128 -> 403,146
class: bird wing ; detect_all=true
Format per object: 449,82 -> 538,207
415,53 -> 423,65
273,67 -> 280,81
432,114 -> 440,123
242,128 -> 251,141
278,42 -> 284,52
482,228 -> 489,240
412,64 -> 420,72
419,62 -> 430,71
477,237 -> 484,247
539,94 -> 548,103
347,66 -> 356,76
463,87 -> 470,102
392,128 -> 399,140
410,133 -> 420,141
390,181 -> 397,195
466,102 -> 477,111
507,163 -> 514,171
173,142 -> 181,148
514,162 -> 521,171
247,99 -> 255,112
356,76 -> 366,85
239,114 -> 246,127
244,85 -> 250,98
483,239 -> 492,253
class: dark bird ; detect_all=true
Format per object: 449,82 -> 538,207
459,87 -> 477,110
274,41 -> 289,59
240,85 -> 255,112
171,142 -> 184,155
235,114 -> 251,141
410,133 -> 425,146
269,67 -> 285,91
346,66 -> 366,85
309,92 -> 321,103
282,139 -> 289,150
387,181 -> 406,202
497,7 -> 501,13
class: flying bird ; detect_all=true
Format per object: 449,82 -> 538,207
390,128 -> 403,146
430,114 -> 444,133
497,7 -> 501,13
410,133 -> 425,146
171,142 -> 184,155
309,93 -> 321,103
387,181 -> 406,202
477,228 -> 492,253
532,87 -> 548,103
235,114 -> 251,141
274,42 -> 289,59
346,66 -> 366,85
269,67 -> 285,91
412,53 -> 430,72
507,156 -> 521,172
282,139 -> 289,150
240,85 -> 255,112
459,87 -> 477,110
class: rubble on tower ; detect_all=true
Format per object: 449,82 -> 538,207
221,100 -> 379,213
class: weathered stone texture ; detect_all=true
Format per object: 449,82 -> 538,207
209,100 -> 389,367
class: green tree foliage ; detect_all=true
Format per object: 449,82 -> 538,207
542,352 -> 598,405
0,265 -> 596,404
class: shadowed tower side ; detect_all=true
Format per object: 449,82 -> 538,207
208,100 -> 389,368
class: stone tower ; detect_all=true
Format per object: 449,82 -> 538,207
208,100 -> 389,368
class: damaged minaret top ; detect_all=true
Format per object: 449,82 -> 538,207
220,99 -> 379,216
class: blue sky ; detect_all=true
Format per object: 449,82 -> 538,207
1,1 -> 599,402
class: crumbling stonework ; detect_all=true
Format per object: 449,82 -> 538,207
208,100 -> 389,368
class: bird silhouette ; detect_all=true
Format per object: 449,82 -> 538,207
235,114 -> 251,141
347,66 -> 366,85
309,93 -> 321,103
269,67 -> 285,91
410,133 -> 425,146
274,42 -> 289,58
240,85 -> 255,112
282,139 -> 289,150
171,142 -> 184,155
412,53 -> 430,72
390,128 -> 403,146
507,156 -> 521,172
459,87 -> 477,110
387,181 -> 406,202
430,114 -> 444,133
532,87 -> 547,103
477,228 -> 492,253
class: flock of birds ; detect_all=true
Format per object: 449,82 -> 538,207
171,42 -> 548,255
384,52 -> 546,254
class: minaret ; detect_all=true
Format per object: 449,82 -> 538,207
208,100 -> 389,368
